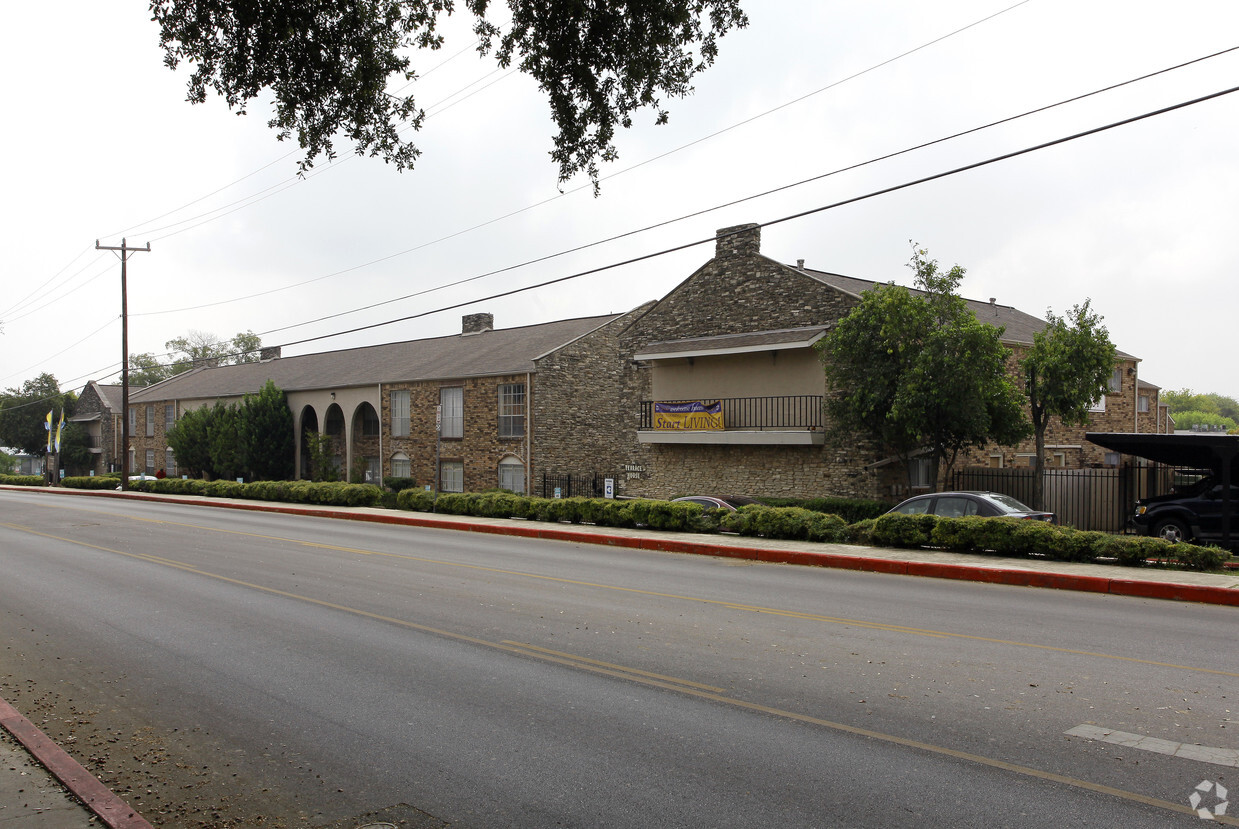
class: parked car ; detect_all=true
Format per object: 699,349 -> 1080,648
672,495 -> 760,512
886,491 -> 1054,522
1131,474 -> 1239,546
116,474 -> 159,490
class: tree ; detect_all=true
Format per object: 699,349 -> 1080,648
0,374 -> 75,457
150,0 -> 748,189
161,329 -> 263,375
1020,301 -> 1117,509
206,402 -> 244,481
819,246 -> 1030,489
167,406 -> 214,478
1169,411 -> 1238,432
1162,389 -> 1239,421
241,381 -> 295,481
128,352 -> 175,387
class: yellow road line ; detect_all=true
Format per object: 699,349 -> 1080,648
3,518 -> 1229,824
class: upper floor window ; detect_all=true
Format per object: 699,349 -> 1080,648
165,404 -> 175,431
361,404 -> 380,437
145,405 -> 155,437
440,387 -> 463,438
128,407 -> 136,433
498,383 -> 526,439
1089,396 -> 1106,413
1137,395 -> 1150,413
1108,368 -> 1123,393
391,390 -> 410,437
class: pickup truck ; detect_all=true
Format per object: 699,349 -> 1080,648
1131,474 -> 1239,547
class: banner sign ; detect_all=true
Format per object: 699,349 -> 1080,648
653,401 -> 724,430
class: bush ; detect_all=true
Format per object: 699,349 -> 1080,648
870,513 -> 937,548
758,496 -> 888,524
0,474 -> 45,487
383,477 -> 418,492
61,476 -> 120,490
847,518 -> 876,545
397,488 -> 436,512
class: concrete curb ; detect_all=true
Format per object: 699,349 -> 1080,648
0,697 -> 153,829
12,486 -> 1237,608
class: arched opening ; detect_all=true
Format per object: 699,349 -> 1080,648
299,406 -> 319,480
351,402 -> 381,483
324,403 -> 346,478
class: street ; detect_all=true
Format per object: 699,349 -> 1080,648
0,489 -> 1234,827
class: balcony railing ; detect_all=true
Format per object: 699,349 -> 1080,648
640,396 -> 823,431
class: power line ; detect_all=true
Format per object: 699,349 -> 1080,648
255,83 -> 1239,355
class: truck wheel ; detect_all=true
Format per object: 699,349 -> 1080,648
1152,518 -> 1191,544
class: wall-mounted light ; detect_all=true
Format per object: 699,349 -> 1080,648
330,392 -> 336,401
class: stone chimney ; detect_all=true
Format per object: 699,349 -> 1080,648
715,223 -> 761,260
462,312 -> 494,335
260,346 -> 282,361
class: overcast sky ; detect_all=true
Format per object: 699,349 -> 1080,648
3,0 -> 1238,405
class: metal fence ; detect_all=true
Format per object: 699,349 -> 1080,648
540,472 -> 608,499
949,465 -> 1183,532
639,396 -> 823,430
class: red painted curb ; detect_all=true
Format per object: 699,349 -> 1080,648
1107,579 -> 1239,606
7,486 -> 1237,606
0,697 -> 153,829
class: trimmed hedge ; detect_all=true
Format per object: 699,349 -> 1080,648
0,474 -> 45,487
756,496 -> 888,524
60,476 -> 120,490
128,477 -> 382,508
388,491 -> 1230,571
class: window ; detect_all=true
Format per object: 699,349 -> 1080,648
165,404 -> 175,431
390,452 -> 411,478
908,458 -> 933,488
1138,395 -> 1150,413
145,405 -> 155,437
145,449 -> 155,475
498,456 -> 525,493
1089,396 -> 1106,413
498,383 -> 526,439
165,448 -> 176,477
1108,368 -> 1123,393
440,387 -> 463,438
128,407 -> 136,433
391,390 -> 410,437
440,460 -> 464,492
988,455 -> 1004,469
362,457 -> 380,483
1104,452 -> 1121,467
935,497 -> 979,518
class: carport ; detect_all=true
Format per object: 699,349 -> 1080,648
1086,432 -> 1239,547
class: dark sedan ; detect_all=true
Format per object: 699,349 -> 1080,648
887,491 -> 1054,522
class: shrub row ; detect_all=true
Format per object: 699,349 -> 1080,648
393,491 -> 1229,571
755,496 -> 888,524
0,474 -> 48,487
869,513 -> 1229,571
61,476 -> 122,490
126,477 -> 383,507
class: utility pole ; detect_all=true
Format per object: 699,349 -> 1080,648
96,238 -> 151,492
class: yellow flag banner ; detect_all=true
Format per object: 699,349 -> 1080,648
45,410 -> 53,452
653,401 -> 724,431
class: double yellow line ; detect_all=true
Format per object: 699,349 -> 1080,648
3,514 -> 1235,823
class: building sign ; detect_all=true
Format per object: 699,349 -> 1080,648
653,401 -> 724,430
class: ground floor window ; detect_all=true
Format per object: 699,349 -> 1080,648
390,452 -> 410,478
362,456 -> 380,483
498,456 -> 525,493
165,448 -> 176,477
440,460 -> 464,493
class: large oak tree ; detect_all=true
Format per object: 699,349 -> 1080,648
150,0 -> 748,189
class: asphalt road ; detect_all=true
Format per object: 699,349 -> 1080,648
1,490 -> 1235,828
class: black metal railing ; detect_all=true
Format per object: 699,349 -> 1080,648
540,472 -> 607,499
639,396 -> 823,430
949,465 -> 1182,532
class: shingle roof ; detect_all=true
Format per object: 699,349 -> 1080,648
635,325 -> 829,360
801,268 -> 1135,359
96,383 -> 123,411
129,313 -> 621,402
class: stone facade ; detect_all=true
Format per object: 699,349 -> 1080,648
384,373 -> 530,493
71,382 -> 123,476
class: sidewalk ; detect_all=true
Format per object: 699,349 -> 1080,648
2,485 -> 1236,829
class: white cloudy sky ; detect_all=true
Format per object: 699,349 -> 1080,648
3,0 -> 1238,403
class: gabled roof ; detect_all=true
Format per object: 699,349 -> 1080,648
129,313 -> 622,402
802,268 -> 1135,359
94,382 -> 123,412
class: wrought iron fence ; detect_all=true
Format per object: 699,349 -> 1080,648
540,472 -> 608,499
949,465 -> 1183,532
639,396 -> 823,430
